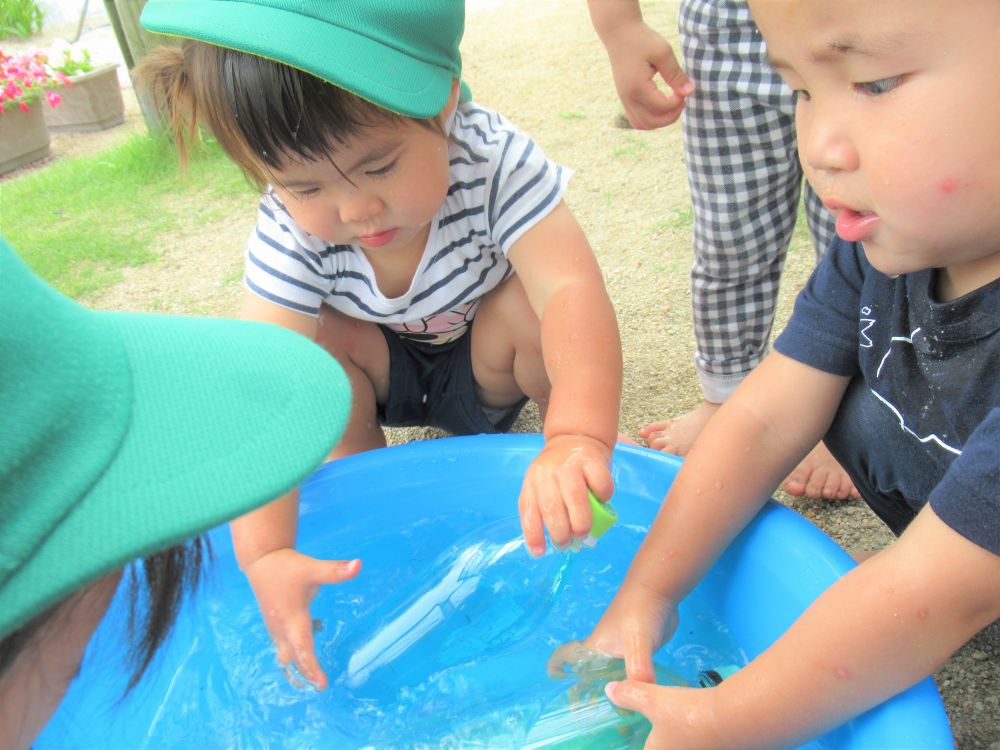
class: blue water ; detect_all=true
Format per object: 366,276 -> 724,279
46,514 -> 743,749
209,519 -> 739,748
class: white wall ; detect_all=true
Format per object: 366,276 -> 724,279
37,0 -> 103,31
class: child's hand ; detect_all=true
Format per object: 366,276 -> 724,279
603,680 -> 723,749
599,19 -> 693,130
243,547 -> 361,691
518,434 -> 613,556
547,593 -> 678,684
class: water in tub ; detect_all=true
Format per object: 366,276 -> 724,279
52,510 -> 745,748
115,513 -> 746,748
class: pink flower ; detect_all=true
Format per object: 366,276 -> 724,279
0,48 -> 65,114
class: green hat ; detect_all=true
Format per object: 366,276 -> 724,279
140,0 -> 464,118
0,239 -> 351,638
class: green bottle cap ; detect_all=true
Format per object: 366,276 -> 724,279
587,490 -> 617,541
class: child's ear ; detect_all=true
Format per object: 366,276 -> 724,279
439,78 -> 461,121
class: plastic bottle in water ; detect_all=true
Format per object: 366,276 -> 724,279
523,650 -> 742,749
333,491 -> 618,698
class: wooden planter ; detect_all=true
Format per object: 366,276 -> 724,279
43,64 -> 125,133
0,103 -> 51,175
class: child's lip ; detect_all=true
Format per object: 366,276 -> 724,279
834,208 -> 880,243
357,228 -> 398,247
822,198 -> 880,242
823,198 -> 855,212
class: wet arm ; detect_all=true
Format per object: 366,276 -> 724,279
508,200 -> 622,453
606,353 -> 850,676
690,506 -> 1000,748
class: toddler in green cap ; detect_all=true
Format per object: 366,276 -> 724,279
138,0 -> 623,690
0,239 -> 352,748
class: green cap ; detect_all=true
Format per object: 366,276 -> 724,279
0,239 -> 352,638
587,490 -> 617,541
140,0 -> 464,118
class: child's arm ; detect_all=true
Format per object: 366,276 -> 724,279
230,292 -> 361,690
604,505 -> 1000,749
506,201 -> 622,556
551,351 -> 850,678
587,0 -> 693,130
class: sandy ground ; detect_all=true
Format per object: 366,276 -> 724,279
6,1 -> 997,747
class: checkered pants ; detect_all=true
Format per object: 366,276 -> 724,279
679,0 -> 836,402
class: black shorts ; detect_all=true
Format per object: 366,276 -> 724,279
377,325 -> 528,435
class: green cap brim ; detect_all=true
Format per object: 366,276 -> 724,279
0,242 -> 351,637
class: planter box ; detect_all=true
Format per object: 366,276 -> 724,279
0,103 -> 51,175
43,64 -> 125,133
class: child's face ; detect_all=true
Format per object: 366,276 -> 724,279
750,0 -> 1000,293
268,118 -> 451,255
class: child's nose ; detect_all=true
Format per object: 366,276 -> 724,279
339,193 -> 383,225
798,104 -> 859,176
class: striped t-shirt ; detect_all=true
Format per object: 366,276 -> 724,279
244,101 -> 572,345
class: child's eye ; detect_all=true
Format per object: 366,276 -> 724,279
366,159 -> 398,178
792,89 -> 811,103
295,187 -> 321,199
855,76 -> 903,96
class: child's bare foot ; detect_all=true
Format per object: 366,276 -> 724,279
782,441 -> 860,500
638,401 -> 721,456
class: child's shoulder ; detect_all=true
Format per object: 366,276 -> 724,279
454,100 -> 515,140
450,100 -> 550,171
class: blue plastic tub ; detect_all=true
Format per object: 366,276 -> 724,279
38,434 -> 953,748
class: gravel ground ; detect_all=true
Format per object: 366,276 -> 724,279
13,1 -> 997,747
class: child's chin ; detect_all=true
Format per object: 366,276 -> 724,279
860,243 -> 912,277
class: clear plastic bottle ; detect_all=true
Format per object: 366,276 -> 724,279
333,492 -> 617,697
524,652 -> 742,749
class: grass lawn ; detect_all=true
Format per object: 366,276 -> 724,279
1,134 -> 253,298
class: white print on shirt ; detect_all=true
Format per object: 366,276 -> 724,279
859,306 -> 875,348
870,325 -> 962,456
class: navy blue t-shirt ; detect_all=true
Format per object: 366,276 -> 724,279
775,238 -> 1000,556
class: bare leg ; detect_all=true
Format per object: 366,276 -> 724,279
469,274 -> 548,414
314,306 -> 390,458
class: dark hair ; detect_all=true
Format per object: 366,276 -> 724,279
137,40 -> 446,190
0,538 -> 209,694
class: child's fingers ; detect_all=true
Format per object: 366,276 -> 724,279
287,613 -> 327,690
604,679 -> 652,714
556,472 -> 592,539
274,636 -> 294,669
645,40 -> 693,98
519,485 -> 546,557
314,557 -> 363,585
625,89 -> 685,130
537,478 -> 573,549
582,462 -> 615,505
623,640 -> 657,684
